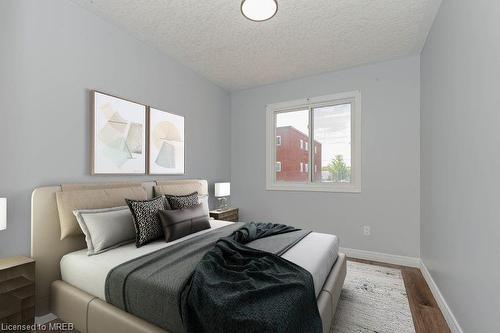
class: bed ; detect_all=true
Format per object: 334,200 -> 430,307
31,180 -> 346,333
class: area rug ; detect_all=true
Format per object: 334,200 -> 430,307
331,261 -> 415,333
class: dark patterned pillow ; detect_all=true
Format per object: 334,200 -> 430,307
165,192 -> 199,210
126,196 -> 168,247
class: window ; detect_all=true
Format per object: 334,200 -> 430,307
275,161 -> 281,172
274,109 -> 309,183
266,91 -> 361,192
276,136 -> 281,145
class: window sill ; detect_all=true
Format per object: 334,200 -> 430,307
266,183 -> 361,193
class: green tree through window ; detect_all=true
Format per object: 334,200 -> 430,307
323,155 -> 351,182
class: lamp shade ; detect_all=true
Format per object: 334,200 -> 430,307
214,183 -> 230,197
0,198 -> 6,231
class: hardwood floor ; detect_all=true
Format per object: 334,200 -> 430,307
348,258 -> 451,333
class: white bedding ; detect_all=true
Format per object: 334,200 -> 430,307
61,220 -> 339,299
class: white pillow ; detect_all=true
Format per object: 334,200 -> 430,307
198,195 -> 210,217
73,206 -> 136,256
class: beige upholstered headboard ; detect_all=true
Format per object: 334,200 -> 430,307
31,179 -> 208,316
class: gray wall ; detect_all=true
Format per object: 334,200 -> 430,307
0,0 -> 230,258
231,56 -> 421,257
421,1 -> 500,332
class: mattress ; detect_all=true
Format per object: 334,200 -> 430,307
61,220 -> 339,299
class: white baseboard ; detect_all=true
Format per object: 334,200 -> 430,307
35,313 -> 57,324
339,247 -> 421,267
419,260 -> 463,333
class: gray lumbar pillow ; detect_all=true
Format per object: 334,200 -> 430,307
73,206 -> 136,256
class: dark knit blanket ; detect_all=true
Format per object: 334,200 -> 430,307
180,222 -> 322,333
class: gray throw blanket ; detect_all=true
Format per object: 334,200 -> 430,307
106,222 -> 320,333
180,222 -> 322,333
106,223 -> 244,332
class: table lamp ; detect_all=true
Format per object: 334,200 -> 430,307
214,183 -> 230,211
0,198 -> 6,231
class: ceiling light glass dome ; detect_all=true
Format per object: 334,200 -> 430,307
241,0 -> 278,22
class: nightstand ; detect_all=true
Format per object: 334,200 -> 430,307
210,208 -> 239,222
0,256 -> 35,325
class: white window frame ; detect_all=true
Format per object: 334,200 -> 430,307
305,142 -> 309,151
266,90 -> 361,193
300,162 -> 304,173
300,139 -> 304,150
275,161 -> 281,172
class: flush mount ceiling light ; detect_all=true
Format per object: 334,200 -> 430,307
241,0 -> 278,22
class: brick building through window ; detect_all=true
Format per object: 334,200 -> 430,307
275,126 -> 322,182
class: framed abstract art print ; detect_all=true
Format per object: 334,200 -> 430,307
148,108 -> 185,175
92,91 -> 147,174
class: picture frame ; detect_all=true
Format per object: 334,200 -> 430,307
148,107 -> 185,175
91,91 -> 147,175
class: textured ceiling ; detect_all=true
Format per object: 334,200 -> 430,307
73,0 -> 441,90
